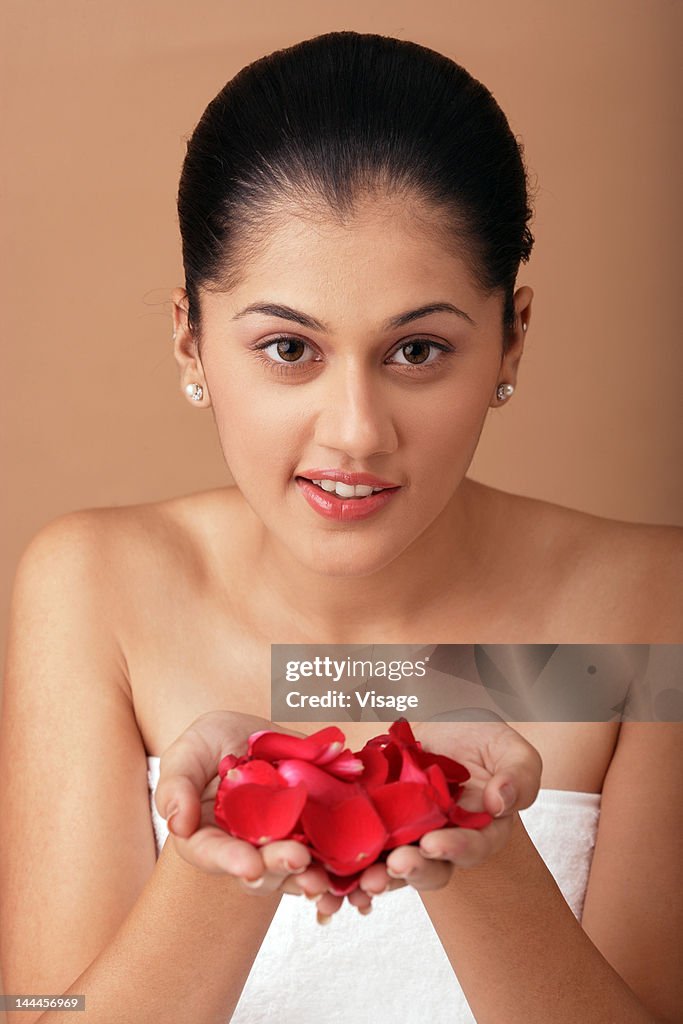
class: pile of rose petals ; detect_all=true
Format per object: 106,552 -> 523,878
214,719 -> 492,895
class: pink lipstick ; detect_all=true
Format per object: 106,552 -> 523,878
295,469 -> 402,522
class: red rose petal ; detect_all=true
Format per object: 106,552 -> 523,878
309,727 -> 352,765
244,729 -> 271,751
216,721 -> 487,870
218,752 -> 243,779
277,759 -> 361,803
326,870 -> 363,896
415,749 -> 471,784
388,718 -> 419,748
355,746 -> 389,790
215,781 -> 307,844
301,795 -> 388,875
248,726 -> 346,765
425,764 -> 451,811
220,759 -> 284,789
371,781 -> 448,847
398,747 -> 430,785
364,732 -> 390,748
324,749 -> 366,778
375,739 -> 403,782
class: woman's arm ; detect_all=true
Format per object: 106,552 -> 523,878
0,514 -> 280,1024
416,722 -> 682,1024
32,838 -> 282,1024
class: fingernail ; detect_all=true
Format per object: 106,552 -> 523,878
243,876 -> 266,889
316,911 -> 332,925
166,808 -> 179,834
385,864 -> 411,880
358,904 -> 373,916
304,892 -> 325,903
284,861 -> 307,875
494,783 -> 516,817
367,885 -> 387,896
421,848 -> 445,860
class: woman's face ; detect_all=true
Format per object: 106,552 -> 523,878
174,193 -> 531,577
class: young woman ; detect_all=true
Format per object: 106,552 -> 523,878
1,30 -> 680,1024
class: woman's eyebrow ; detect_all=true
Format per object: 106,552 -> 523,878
231,301 -> 477,330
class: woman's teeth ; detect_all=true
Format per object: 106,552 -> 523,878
310,479 -> 385,498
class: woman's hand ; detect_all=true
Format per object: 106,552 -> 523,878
357,717 -> 543,898
154,710 -> 370,916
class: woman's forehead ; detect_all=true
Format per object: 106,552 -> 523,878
245,190 -> 461,252
203,197 -> 483,314
200,267 -> 489,343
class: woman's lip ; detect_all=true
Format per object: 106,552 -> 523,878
296,468 -> 401,488
295,477 -> 401,522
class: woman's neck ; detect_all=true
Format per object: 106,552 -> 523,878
240,477 -> 497,643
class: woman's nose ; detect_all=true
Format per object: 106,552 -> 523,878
312,365 -> 398,460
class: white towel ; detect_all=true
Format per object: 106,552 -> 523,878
147,755 -> 600,1024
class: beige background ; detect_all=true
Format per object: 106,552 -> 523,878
1,0 -> 682,668
0,1 -> 680,1008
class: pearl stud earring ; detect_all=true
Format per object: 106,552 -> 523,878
185,383 -> 203,402
496,383 -> 514,402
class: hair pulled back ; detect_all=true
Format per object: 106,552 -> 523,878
177,31 -> 535,347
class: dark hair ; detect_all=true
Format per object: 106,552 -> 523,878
177,31 -> 535,350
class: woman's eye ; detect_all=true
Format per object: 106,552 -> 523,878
388,340 -> 444,366
253,335 -> 452,373
261,337 -> 316,363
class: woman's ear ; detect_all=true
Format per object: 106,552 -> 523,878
171,287 -> 211,407
491,285 -> 533,407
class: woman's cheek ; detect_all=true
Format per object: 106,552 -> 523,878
411,387 -> 488,471
212,390 -> 304,485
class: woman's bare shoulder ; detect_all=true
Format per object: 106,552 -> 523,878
531,493 -> 681,640
23,487 -> 245,601
472,480 -> 683,640
532,492 -> 681,569
34,486 -> 240,547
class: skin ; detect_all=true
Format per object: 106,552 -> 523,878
163,190 -> 680,938
4,193 -> 680,1022
167,192 -> 536,913
167,189 -> 539,915
172,191 -> 533,635
170,192 -> 681,647
157,709 -> 542,921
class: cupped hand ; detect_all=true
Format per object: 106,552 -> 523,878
358,715 -> 543,898
155,710 -> 361,914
